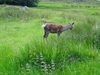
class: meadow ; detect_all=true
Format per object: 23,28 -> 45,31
0,2 -> 100,75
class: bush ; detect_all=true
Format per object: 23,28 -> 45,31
0,0 -> 40,7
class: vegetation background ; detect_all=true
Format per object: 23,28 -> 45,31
0,0 -> 100,75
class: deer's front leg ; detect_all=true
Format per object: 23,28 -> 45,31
43,31 -> 50,39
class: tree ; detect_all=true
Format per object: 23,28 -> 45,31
0,0 -> 40,7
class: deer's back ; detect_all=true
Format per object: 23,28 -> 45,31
45,24 -> 63,33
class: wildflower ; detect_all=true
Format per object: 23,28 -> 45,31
48,64 -> 52,73
35,55 -> 39,66
51,59 -> 55,71
40,52 -> 44,61
26,63 -> 30,74
41,61 -> 45,68
41,62 -> 48,73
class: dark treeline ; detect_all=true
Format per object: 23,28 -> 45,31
0,0 -> 40,7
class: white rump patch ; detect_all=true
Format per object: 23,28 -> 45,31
42,24 -> 47,29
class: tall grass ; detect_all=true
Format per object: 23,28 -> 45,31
0,3 -> 100,75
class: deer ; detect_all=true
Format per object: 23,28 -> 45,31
42,22 -> 74,39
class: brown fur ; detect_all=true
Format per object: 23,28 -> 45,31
44,24 -> 63,33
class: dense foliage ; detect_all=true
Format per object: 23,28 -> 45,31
0,0 -> 40,7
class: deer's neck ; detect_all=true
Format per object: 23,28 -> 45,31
62,25 -> 72,31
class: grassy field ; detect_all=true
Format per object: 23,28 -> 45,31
0,2 -> 100,75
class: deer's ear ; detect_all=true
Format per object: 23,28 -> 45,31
72,22 -> 74,25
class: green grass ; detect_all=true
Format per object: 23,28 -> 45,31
0,2 -> 100,75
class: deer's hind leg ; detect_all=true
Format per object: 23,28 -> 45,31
57,31 -> 61,38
